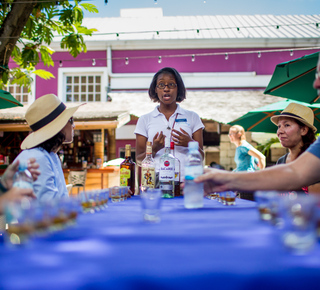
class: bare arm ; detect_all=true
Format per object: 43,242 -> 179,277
195,151 -> 320,193
248,148 -> 266,169
192,128 -> 204,159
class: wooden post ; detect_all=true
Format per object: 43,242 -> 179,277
107,128 -> 116,160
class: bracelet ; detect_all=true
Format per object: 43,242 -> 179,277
0,179 -> 8,193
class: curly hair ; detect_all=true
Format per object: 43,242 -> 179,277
294,119 -> 316,157
34,131 -> 66,153
148,67 -> 186,103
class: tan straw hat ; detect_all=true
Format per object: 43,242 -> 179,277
21,94 -> 84,149
271,102 -> 317,133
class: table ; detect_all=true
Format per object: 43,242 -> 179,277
1,197 -> 320,289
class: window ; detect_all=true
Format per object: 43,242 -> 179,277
6,83 -> 32,104
58,67 -> 108,103
65,74 -> 102,102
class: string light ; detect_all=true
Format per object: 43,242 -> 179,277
316,23 -> 319,28
154,0 -> 157,4
125,57 -> 129,65
158,56 -> 162,64
257,51 -> 261,58
276,25 -> 280,29
236,27 -> 240,32
290,50 -> 294,56
92,59 -> 96,66
225,53 -> 229,60
191,54 -> 195,62
47,46 -> 320,66
59,60 -> 63,67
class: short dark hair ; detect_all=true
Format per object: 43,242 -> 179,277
148,67 -> 186,103
34,131 -> 66,153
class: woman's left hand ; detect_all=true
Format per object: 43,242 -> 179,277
171,128 -> 192,147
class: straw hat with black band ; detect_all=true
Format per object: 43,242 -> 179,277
21,94 -> 84,150
271,102 -> 317,133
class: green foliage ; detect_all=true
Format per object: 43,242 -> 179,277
256,137 -> 280,157
0,0 -> 98,87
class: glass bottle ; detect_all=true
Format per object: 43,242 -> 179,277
184,141 -> 204,209
170,141 -> 181,196
13,160 -> 33,189
120,144 -> 136,196
159,137 -> 175,198
141,141 -> 156,190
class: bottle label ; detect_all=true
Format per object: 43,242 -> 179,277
120,168 -> 131,186
160,184 -> 173,190
184,165 -> 203,180
141,167 -> 155,188
159,161 -> 174,181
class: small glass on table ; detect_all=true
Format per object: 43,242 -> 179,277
140,187 -> 161,223
225,191 -> 237,205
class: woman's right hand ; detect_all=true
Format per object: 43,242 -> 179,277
152,131 -> 166,154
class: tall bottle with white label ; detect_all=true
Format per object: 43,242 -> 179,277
184,141 -> 204,208
159,137 -> 175,198
120,144 -> 135,196
170,141 -> 181,196
141,141 -> 156,190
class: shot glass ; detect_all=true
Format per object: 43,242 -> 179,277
255,191 -> 278,221
279,194 -> 317,254
111,186 -> 121,203
140,188 -> 162,223
225,191 -> 237,205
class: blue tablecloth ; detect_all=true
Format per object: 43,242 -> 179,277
1,197 -> 320,290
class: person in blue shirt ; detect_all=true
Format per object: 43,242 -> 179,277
228,125 -> 266,172
15,94 -> 84,201
195,53 -> 320,195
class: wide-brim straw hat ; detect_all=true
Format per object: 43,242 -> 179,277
271,102 -> 317,133
21,94 -> 84,149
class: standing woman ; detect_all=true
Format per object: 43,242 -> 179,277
271,102 -> 320,193
135,67 -> 204,180
15,94 -> 84,200
228,125 -> 266,172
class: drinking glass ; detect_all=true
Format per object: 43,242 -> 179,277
254,191 -> 278,221
225,191 -> 237,205
111,186 -> 121,203
279,193 -> 317,254
140,188 -> 162,223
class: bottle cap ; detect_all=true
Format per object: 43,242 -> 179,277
18,160 -> 28,171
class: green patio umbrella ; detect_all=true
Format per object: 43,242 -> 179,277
228,100 -> 320,133
0,89 -> 23,109
264,52 -> 319,103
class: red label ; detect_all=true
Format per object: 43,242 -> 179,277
164,161 -> 170,167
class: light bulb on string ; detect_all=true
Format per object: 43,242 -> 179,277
225,53 -> 229,60
154,0 -> 157,4
125,57 -> 129,65
59,60 -> 63,67
237,27 -> 240,32
276,25 -> 280,29
158,56 -> 162,64
203,0 -> 206,3
156,31 -> 160,37
116,33 -> 119,38
191,54 -> 195,62
290,50 -> 294,56
257,51 -> 261,58
316,23 -> 319,28
92,59 -> 96,66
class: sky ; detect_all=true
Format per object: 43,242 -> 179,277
83,0 -> 320,18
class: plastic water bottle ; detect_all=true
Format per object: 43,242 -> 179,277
12,160 -> 33,189
184,141 -> 204,209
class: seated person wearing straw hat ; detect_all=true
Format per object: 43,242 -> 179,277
270,102 -> 320,193
14,94 -> 84,200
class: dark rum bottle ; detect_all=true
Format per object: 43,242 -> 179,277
120,144 -> 136,195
